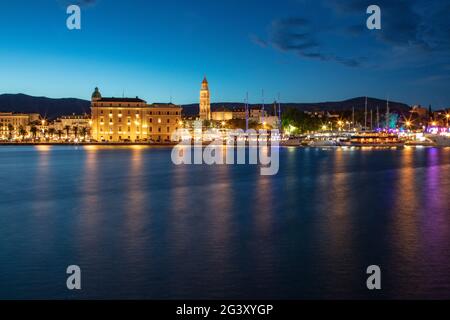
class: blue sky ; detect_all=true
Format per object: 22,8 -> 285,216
1,0 -> 449,107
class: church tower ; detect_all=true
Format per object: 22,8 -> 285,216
199,77 -> 211,121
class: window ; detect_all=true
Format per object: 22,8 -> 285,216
149,127 -> 152,132
167,127 -> 170,133
167,119 -> 170,123
158,127 -> 161,133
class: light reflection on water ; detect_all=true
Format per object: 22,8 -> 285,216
0,146 -> 449,299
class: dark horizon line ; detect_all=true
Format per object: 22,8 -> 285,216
1,92 -> 446,109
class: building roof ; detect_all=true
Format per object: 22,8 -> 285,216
149,103 -> 182,108
96,97 -> 146,103
213,106 -> 232,112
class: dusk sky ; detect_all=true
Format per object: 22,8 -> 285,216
1,0 -> 450,107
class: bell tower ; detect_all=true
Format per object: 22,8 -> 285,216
199,77 -> 211,121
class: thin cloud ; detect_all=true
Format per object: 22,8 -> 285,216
252,0 -> 450,69
254,17 -> 365,67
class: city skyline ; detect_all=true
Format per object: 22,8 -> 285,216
1,0 -> 450,107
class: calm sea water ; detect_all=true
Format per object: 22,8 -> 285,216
0,145 -> 449,299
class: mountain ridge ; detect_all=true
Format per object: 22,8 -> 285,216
0,93 -> 412,119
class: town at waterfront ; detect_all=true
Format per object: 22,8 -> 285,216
1,77 -> 450,148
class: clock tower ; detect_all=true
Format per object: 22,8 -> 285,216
199,77 -> 211,121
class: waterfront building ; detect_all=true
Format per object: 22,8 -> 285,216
90,88 -> 182,142
0,112 -> 40,139
199,77 -> 211,121
53,114 -> 91,140
211,107 -> 233,121
232,108 -> 246,120
249,108 -> 268,121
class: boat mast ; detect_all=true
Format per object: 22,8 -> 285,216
352,107 -> 355,130
370,109 -> 373,131
364,96 -> 368,131
245,92 -> 249,132
261,89 -> 265,125
277,92 -> 282,130
376,106 -> 380,129
386,97 -> 390,130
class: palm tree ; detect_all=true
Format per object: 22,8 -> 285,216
7,124 -> 14,140
73,126 -> 79,139
48,128 -> 56,141
64,125 -> 71,139
57,130 -> 63,140
30,126 -> 38,140
18,126 -> 27,141
80,127 -> 88,140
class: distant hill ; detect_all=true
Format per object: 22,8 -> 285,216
0,94 -> 410,119
0,94 -> 90,119
182,97 -> 411,117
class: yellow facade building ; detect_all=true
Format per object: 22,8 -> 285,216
90,88 -> 182,142
0,112 -> 40,140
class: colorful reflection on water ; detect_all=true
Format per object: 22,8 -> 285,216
0,146 -> 449,299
